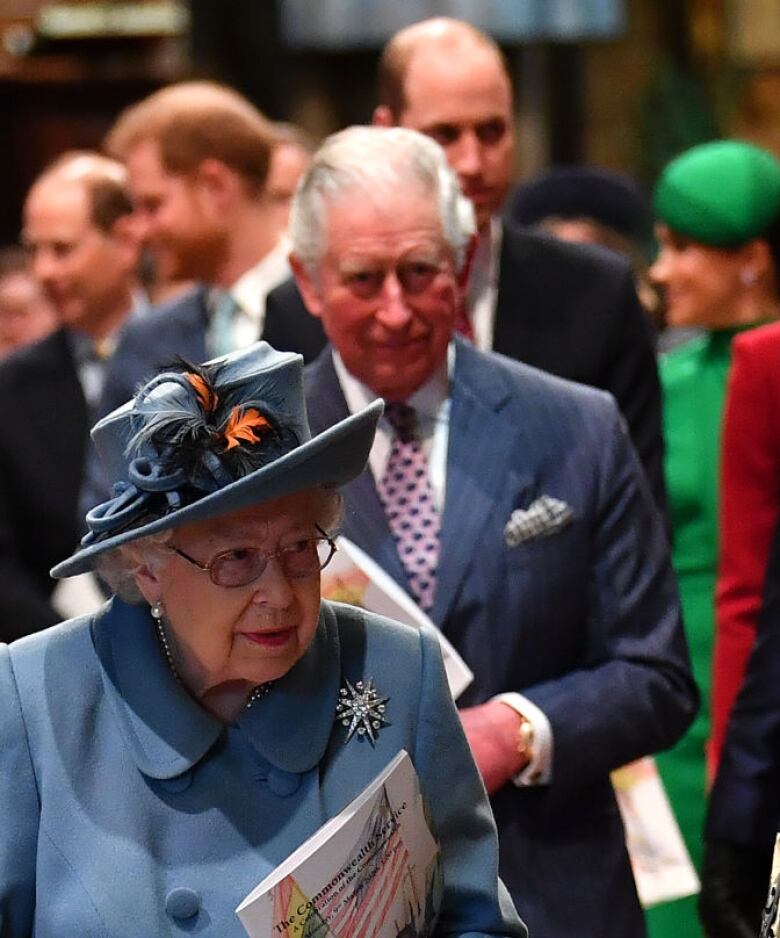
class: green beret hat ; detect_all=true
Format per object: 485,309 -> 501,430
653,140 -> 780,247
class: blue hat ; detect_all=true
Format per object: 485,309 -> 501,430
507,166 -> 652,242
52,342 -> 382,578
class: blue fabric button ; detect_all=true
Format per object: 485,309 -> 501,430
267,768 -> 301,797
165,886 -> 201,920
158,771 -> 193,793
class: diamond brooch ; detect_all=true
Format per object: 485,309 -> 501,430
336,678 -> 390,745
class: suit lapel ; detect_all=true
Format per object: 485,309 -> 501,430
431,340 -> 531,625
305,352 -> 407,587
492,221 -> 545,358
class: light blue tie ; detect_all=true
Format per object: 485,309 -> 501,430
208,290 -> 240,358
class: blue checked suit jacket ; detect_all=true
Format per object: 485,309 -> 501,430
304,338 -> 697,938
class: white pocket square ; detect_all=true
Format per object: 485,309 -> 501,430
504,496 -> 575,548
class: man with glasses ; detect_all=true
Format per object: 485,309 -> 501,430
291,125 -> 697,938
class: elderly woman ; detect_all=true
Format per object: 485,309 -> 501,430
646,139 -> 780,938
0,342 -> 525,937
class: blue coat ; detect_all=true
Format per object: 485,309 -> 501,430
304,340 -> 698,938
0,599 -> 525,937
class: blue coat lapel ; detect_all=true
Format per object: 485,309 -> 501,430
94,597 -> 342,779
431,340 -> 533,625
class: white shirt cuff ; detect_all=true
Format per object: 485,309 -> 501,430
494,692 -> 554,786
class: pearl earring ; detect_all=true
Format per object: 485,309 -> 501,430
150,602 -> 164,621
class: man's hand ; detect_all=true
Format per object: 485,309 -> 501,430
460,701 -> 530,794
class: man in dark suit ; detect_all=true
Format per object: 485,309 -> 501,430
83,83 -> 326,514
97,81 -> 325,419
268,17 -> 665,511
289,125 -> 697,937
0,152 -> 142,640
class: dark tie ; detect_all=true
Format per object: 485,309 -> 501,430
377,402 -> 441,612
454,297 -> 475,342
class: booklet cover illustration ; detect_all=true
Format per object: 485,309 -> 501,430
237,751 -> 441,938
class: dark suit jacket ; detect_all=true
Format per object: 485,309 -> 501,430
305,341 -> 696,938
268,220 -> 665,511
0,329 -> 88,640
707,516 -> 780,852
98,282 -> 326,421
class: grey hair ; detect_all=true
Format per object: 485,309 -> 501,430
289,125 -> 476,274
94,489 -> 345,604
95,530 -> 173,603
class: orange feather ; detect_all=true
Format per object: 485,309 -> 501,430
223,407 -> 271,450
186,372 -> 218,411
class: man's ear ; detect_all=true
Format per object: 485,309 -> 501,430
110,213 -> 143,268
289,253 -> 324,319
194,158 -> 237,214
372,105 -> 394,127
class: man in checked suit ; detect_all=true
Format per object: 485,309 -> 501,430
269,17 -> 666,512
289,125 -> 697,938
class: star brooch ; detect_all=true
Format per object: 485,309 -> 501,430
336,678 -> 390,745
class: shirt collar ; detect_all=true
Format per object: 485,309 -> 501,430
226,238 -> 292,324
66,326 -> 121,364
93,597 -> 342,779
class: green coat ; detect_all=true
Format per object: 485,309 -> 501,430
648,329 -> 748,937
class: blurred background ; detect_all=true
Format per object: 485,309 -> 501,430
1,0 -> 779,246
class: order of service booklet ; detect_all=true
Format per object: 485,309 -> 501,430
236,750 -> 442,938
611,756 -> 700,907
321,536 -> 473,700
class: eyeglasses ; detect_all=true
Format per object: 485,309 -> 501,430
168,526 -> 338,588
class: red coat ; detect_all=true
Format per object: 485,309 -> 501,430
711,320 -> 780,779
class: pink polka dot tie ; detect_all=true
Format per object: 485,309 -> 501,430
378,402 -> 441,612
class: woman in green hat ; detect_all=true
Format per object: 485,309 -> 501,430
647,139 -> 780,938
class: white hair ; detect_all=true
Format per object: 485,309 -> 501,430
289,125 -> 476,273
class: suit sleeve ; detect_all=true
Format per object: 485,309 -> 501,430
0,456 -> 60,640
413,624 -> 527,938
711,338 -> 780,778
707,519 -> 780,849
521,402 -> 697,797
0,646 -> 39,936
600,268 -> 667,518
79,320 -> 164,517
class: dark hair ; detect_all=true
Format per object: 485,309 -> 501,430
106,81 -> 275,196
761,212 -> 780,287
36,151 -> 133,233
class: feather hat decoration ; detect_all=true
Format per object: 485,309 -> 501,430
126,358 -> 293,489
52,342 -> 383,579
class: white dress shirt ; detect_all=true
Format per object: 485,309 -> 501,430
331,344 -> 553,786
468,217 -> 502,353
207,238 -> 292,354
